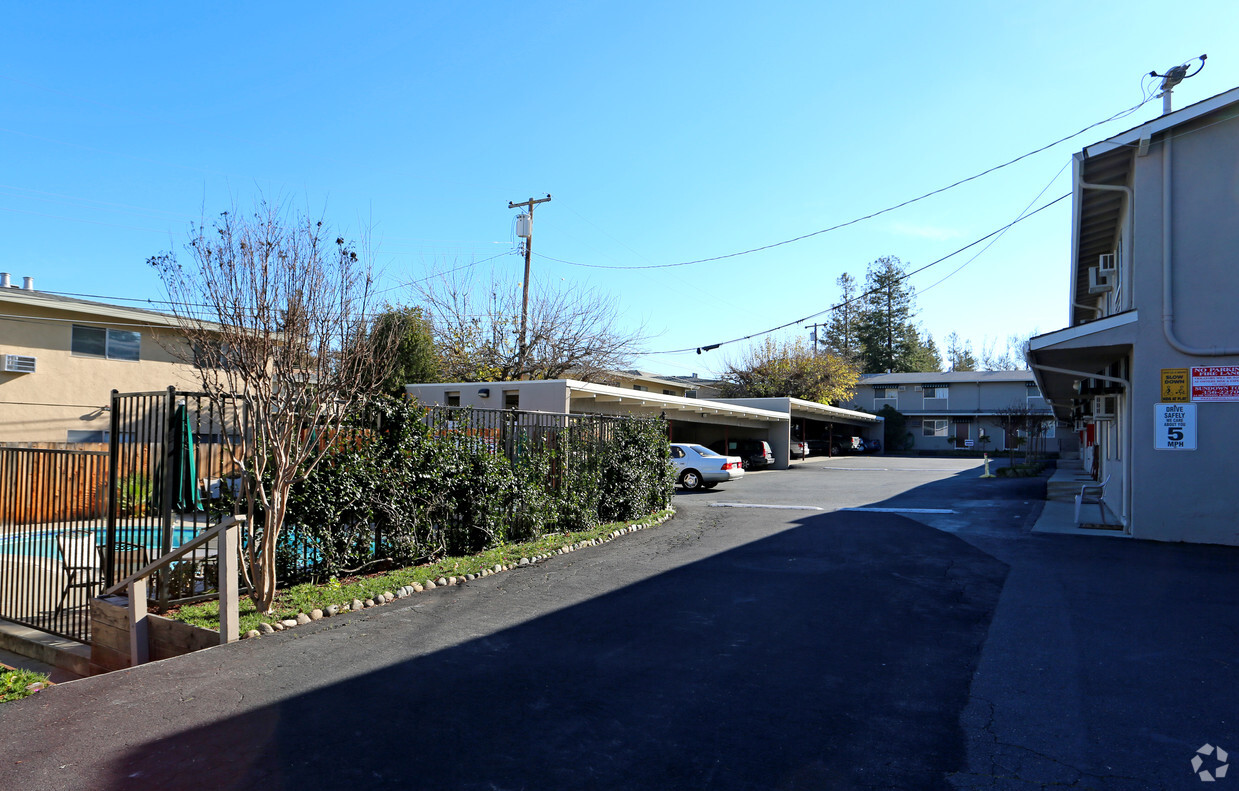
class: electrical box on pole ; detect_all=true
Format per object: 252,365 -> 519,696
516,213 -> 532,239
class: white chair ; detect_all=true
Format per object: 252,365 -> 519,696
53,530 -> 101,616
1074,474 -> 1112,526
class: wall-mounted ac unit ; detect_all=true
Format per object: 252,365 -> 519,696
898,386 -> 907,391
1093,395 -> 1117,419
1088,266 -> 1114,295
913,385 -> 922,392
3,354 -> 36,373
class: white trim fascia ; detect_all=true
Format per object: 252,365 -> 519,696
566,380 -> 789,422
1084,87 -> 1239,158
0,290 -> 225,333
1029,310 -> 1139,351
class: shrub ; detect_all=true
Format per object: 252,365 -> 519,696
268,398 -> 670,582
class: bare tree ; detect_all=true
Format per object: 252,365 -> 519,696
149,201 -> 398,613
416,268 -> 646,382
980,332 -> 1033,371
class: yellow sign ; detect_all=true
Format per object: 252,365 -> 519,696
1161,368 -> 1189,402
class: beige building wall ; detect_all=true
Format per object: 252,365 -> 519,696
0,293 -> 202,443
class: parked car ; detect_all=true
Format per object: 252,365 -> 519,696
806,439 -> 831,456
670,443 -> 744,491
789,439 -> 808,459
864,438 -> 882,453
848,436 -> 866,453
708,439 -> 775,470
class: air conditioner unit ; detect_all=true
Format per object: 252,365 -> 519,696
1088,266 -> 1114,295
1098,253 -> 1117,273
3,354 -> 36,373
898,386 -> 907,391
913,385 -> 922,392
1093,395 -> 1117,419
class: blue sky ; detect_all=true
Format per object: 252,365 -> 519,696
5,2 -> 1238,378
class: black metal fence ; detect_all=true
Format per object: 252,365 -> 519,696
104,388 -> 250,611
0,446 -> 109,641
0,390 -> 659,644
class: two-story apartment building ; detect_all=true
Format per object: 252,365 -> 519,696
0,275 -> 201,443
1028,87 -> 1239,545
844,371 -> 1059,454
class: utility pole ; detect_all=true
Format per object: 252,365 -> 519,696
804,322 -> 824,357
508,194 -> 551,374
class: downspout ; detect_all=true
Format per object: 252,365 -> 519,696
1070,155 -> 1103,322
1031,364 -> 1133,533
1162,129 -> 1239,355
1078,181 -> 1133,312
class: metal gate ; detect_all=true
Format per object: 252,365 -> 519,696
104,388 -> 249,612
0,388 -> 247,643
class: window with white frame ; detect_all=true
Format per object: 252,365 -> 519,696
72,325 -> 140,361
923,419 -> 949,437
922,384 -> 948,404
873,386 -> 897,410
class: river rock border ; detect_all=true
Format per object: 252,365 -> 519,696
243,509 -> 675,640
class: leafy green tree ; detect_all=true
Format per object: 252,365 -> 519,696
720,336 -> 859,404
371,306 -> 441,395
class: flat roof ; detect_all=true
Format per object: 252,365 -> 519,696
858,371 -> 1035,384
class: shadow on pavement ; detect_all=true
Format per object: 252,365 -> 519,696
100,512 -> 1008,791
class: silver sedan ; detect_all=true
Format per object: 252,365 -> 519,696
670,443 -> 745,491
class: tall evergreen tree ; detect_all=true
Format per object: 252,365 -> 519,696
856,256 -> 920,373
822,272 -> 862,361
945,331 -> 978,371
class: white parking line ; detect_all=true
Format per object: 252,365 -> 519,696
709,502 -> 825,511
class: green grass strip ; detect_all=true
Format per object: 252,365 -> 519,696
173,509 -> 675,634
1,667 -> 51,703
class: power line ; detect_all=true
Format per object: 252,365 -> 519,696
652,192 -> 1070,355
534,94 -> 1154,273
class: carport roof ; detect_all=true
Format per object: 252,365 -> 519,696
710,396 -> 882,426
565,380 -> 788,423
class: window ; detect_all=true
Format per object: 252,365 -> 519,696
663,389 -> 674,395
671,446 -> 685,459
67,430 -> 108,444
446,391 -> 460,407
874,386 -> 897,410
923,419 -> 949,437
504,390 -> 520,409
72,325 -> 140,361
632,385 -> 649,392
922,384 -> 947,399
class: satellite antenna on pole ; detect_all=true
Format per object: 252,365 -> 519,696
1150,55 -> 1207,114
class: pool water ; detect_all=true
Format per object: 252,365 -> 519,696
0,527 -> 202,559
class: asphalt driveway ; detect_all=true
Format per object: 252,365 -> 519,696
2,456 -> 1235,790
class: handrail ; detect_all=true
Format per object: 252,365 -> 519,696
98,514 -> 245,666
102,515 -> 245,596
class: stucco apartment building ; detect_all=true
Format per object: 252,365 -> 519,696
0,275 -> 200,443
1028,86 -> 1239,545
843,371 -> 1059,453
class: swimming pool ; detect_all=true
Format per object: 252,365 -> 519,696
0,526 -> 202,560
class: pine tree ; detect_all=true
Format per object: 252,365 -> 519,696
946,331 -> 978,372
822,272 -> 861,360
856,256 -> 919,373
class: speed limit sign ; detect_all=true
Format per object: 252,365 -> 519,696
1154,403 -> 1196,450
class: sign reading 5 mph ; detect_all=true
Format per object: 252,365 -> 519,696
1154,403 -> 1196,450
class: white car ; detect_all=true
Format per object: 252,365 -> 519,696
670,443 -> 744,491
789,439 -> 808,459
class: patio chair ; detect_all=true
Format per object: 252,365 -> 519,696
1074,474 -> 1112,526
53,530 -> 101,617
113,540 -> 151,582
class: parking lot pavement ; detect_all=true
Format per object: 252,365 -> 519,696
2,458 -> 1235,790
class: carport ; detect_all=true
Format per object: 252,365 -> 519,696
405,379 -> 794,469
711,397 -> 884,462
